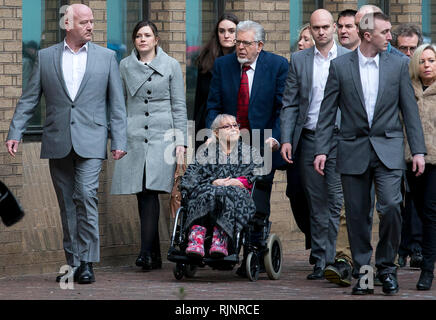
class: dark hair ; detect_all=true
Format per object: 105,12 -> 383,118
131,20 -> 159,44
391,23 -> 423,48
337,9 -> 357,23
358,12 -> 390,39
196,13 -> 239,74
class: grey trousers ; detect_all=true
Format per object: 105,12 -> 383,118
341,148 -> 403,278
298,130 -> 343,269
49,149 -> 103,266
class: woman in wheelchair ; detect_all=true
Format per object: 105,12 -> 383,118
179,114 -> 264,259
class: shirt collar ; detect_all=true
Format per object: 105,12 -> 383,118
63,40 -> 88,54
357,46 -> 379,68
314,42 -> 337,59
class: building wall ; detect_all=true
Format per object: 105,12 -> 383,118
0,0 -> 425,276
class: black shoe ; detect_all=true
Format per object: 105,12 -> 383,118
135,254 -> 146,267
307,267 -> 324,280
379,273 -> 399,295
77,262 -> 95,284
141,254 -> 153,271
324,259 -> 352,287
352,279 -> 374,295
55,266 -> 79,283
398,255 -> 407,268
410,251 -> 423,268
417,270 -> 434,291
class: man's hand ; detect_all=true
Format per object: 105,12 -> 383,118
280,143 -> 293,164
111,150 -> 127,160
5,140 -> 20,157
265,137 -> 279,152
412,154 -> 425,177
313,154 -> 327,176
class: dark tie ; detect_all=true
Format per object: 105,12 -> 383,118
237,65 -> 251,130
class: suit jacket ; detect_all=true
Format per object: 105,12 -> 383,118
205,50 -> 289,169
315,50 -> 426,175
7,41 -> 127,159
280,45 -> 351,156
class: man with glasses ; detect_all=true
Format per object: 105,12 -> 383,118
392,23 -> 423,58
206,20 -> 288,277
280,9 -> 350,281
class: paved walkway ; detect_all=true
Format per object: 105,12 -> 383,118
0,249 -> 434,301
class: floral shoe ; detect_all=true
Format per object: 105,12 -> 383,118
209,226 -> 228,258
186,225 -> 207,257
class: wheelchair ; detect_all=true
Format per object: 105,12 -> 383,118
167,179 -> 283,282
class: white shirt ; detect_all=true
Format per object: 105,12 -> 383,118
62,40 -> 88,101
305,43 -> 338,130
357,46 -> 379,128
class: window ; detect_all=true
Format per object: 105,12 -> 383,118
107,0 -> 149,63
422,0 -> 435,43
186,0 -> 226,120
289,0 -> 324,51
358,0 -> 389,15
22,0 -> 67,135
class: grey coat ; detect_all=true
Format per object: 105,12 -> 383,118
111,47 -> 187,194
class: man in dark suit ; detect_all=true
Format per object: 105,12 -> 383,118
206,19 -> 288,210
280,9 -> 349,281
205,20 -> 288,275
314,12 -> 426,295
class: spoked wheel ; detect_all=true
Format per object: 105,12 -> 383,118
245,252 -> 260,282
264,234 -> 283,280
184,264 -> 198,278
173,263 -> 184,280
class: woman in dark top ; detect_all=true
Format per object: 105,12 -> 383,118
194,13 -> 239,148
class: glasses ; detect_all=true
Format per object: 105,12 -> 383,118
398,46 -> 417,54
234,39 -> 258,47
217,123 -> 240,130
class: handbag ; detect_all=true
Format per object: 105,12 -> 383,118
170,159 -> 186,218
0,180 -> 25,227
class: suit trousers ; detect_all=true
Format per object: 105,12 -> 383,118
298,130 -> 343,269
286,162 -> 311,250
49,149 -> 103,266
341,147 -> 402,278
405,164 -> 436,273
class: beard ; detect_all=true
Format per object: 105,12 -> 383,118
237,57 -> 251,65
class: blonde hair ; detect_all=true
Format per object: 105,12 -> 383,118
409,43 -> 436,82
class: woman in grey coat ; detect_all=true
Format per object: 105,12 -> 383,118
111,21 -> 187,271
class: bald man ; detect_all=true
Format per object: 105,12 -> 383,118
6,4 -> 127,284
280,9 -> 350,280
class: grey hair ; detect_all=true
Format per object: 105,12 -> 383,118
391,23 -> 423,48
236,20 -> 265,43
210,114 -> 237,131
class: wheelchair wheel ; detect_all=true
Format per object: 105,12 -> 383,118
184,264 -> 198,278
246,252 -> 260,282
173,263 -> 184,280
264,234 -> 283,280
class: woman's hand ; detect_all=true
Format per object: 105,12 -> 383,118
176,145 -> 185,164
212,177 -> 230,186
212,177 -> 244,188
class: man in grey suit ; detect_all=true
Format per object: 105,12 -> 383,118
5,4 -> 127,284
314,12 -> 426,295
280,9 -> 349,280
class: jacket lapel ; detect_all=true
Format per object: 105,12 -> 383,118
249,50 -> 265,105
230,53 -> 241,100
373,51 -> 388,114
349,50 -> 366,113
305,48 -> 314,105
74,42 -> 94,101
53,42 -> 72,101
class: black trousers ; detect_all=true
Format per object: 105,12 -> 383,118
406,164 -> 436,272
